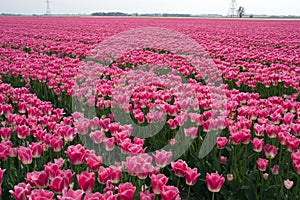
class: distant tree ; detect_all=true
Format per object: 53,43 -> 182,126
237,6 -> 245,18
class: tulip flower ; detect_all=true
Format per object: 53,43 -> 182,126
27,189 -> 54,200
48,170 -> 74,193
206,172 -> 225,193
140,190 -> 156,200
30,142 -> 44,158
85,153 -> 102,171
272,165 -> 280,175
107,164 -> 122,184
84,192 -> 106,200
153,150 -> 173,168
77,171 -> 95,193
98,166 -> 109,184
26,171 -> 48,189
18,146 -> 33,165
185,167 -> 201,186
263,144 -> 278,159
171,159 -> 188,177
160,185 -> 180,200
252,138 -> 264,152
284,179 -> 293,190
151,174 -> 168,194
0,127 -> 13,141
226,174 -> 233,181
9,183 -> 31,200
57,189 -> 84,200
257,158 -> 269,171
118,182 -> 136,200
216,137 -> 228,149
65,144 -> 86,165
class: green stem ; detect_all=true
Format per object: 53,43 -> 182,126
34,159 -> 37,171
177,177 -> 180,189
212,192 -> 215,200
26,164 -> 30,174
260,174 -> 264,200
187,185 -> 191,200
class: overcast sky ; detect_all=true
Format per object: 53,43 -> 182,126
0,0 -> 299,16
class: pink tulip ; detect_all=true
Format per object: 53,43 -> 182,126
240,129 -> 251,144
229,133 -> 242,145
284,179 -> 293,190
151,174 -> 168,194
253,123 -> 264,136
0,127 -> 13,141
257,158 -> 269,171
118,182 -> 136,200
263,144 -> 277,159
77,171 -> 95,193
286,136 -> 300,152
18,146 -> 33,165
57,189 -> 83,200
252,138 -> 264,152
16,125 -> 30,139
50,136 -> 64,152
9,183 -> 31,200
48,170 -> 74,193
185,167 -> 201,186
220,156 -> 227,164
30,142 -> 44,158
60,125 -> 76,143
171,159 -> 188,178
184,127 -> 198,139
206,172 -> 225,193
262,172 -> 269,180
0,141 -> 12,160
216,137 -> 228,149
167,119 -> 178,130
108,164 -> 122,184
44,161 -> 64,179
98,166 -> 109,184
226,174 -> 233,181
140,190 -> 156,200
153,150 -> 173,168
65,144 -> 86,165
103,137 -> 115,151
90,130 -> 105,144
160,185 -> 180,200
27,189 -> 54,200
291,123 -> 300,136
292,160 -> 300,174
84,192 -> 106,200
272,165 -> 280,175
265,124 -> 279,139
26,171 -> 48,189
283,112 -> 294,125
85,153 -> 102,171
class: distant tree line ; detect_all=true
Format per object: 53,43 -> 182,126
91,12 -> 130,16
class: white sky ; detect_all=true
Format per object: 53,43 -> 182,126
0,0 -> 299,15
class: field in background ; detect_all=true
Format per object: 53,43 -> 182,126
0,17 -> 299,199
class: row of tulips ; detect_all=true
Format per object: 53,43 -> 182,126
1,74 -> 299,199
1,17 -> 299,96
0,17 -> 299,199
0,80 -> 228,199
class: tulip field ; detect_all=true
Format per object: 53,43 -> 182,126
0,17 -> 299,199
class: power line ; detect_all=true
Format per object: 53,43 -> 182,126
45,0 -> 51,15
227,0 -> 237,18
